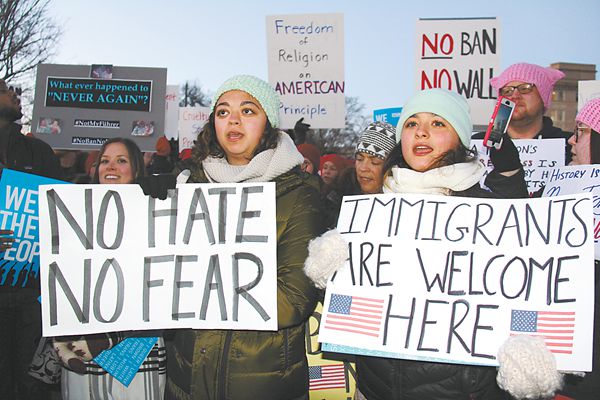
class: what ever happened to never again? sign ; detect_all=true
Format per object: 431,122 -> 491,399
38,183 -> 278,336
319,193 -> 595,372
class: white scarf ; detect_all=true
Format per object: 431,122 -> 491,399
202,132 -> 304,183
383,160 -> 485,196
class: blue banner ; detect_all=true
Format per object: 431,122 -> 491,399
373,107 -> 402,127
0,169 -> 67,287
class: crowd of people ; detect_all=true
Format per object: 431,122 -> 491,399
0,61 -> 598,400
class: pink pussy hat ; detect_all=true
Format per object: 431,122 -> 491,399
490,63 -> 565,110
576,97 -> 600,133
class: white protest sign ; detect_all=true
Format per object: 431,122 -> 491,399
164,85 -> 180,140
472,139 -> 566,195
39,183 -> 278,336
543,164 -> 600,259
416,18 -> 500,126
319,193 -> 595,371
178,106 -> 210,154
266,13 -> 345,129
577,80 -> 600,112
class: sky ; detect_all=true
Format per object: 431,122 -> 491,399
48,0 -> 600,116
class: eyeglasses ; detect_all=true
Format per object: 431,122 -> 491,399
573,123 -> 592,143
499,83 -> 536,97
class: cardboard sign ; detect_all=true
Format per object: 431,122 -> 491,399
0,170 -> 67,288
473,139 -> 566,195
32,64 -> 167,152
266,13 -> 345,129
38,183 -> 278,336
164,85 -> 180,140
543,164 -> 600,258
178,106 -> 210,154
319,193 -> 595,372
306,301 -> 356,398
416,18 -> 500,126
577,80 -> 600,112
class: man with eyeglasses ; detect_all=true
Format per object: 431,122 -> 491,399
0,78 -> 62,399
473,62 -> 572,164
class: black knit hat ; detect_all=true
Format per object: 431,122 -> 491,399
356,121 -> 396,159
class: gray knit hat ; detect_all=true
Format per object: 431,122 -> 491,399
211,75 -> 280,128
356,121 -> 397,159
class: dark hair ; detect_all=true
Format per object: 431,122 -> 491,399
92,137 -> 146,184
383,141 -> 477,176
190,111 -> 280,163
591,129 -> 600,164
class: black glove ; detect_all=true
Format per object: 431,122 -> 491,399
489,136 -> 522,173
137,174 -> 176,200
293,118 -> 311,144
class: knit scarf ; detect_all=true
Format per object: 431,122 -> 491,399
383,159 -> 485,196
202,132 -> 304,183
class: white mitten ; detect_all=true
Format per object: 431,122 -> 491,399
496,335 -> 563,399
304,229 -> 348,289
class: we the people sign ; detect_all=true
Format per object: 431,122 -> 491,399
319,193 -> 595,372
38,183 -> 277,336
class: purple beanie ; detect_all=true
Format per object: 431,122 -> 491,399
490,63 -> 565,109
576,98 -> 600,133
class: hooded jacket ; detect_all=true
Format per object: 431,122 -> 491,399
165,166 -> 321,400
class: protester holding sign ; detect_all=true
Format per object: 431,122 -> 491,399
557,97 -> 600,400
472,62 -> 572,165
165,75 -> 321,400
306,88 -> 530,399
0,78 -> 64,399
53,138 -> 166,400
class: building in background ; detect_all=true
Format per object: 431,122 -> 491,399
548,62 -> 597,131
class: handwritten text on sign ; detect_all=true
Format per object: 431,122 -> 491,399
473,139 -> 565,194
39,183 -> 278,336
543,164 -> 600,259
266,13 -> 345,129
416,18 -> 500,125
319,193 -> 595,372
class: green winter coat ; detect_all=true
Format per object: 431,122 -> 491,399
165,166 -> 321,400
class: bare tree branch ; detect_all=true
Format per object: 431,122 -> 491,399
0,0 -> 62,82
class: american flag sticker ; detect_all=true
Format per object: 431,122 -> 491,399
324,293 -> 384,337
510,309 -> 575,354
308,364 -> 346,390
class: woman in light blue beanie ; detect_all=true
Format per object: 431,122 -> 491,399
166,74 -> 322,400
352,88 -> 529,399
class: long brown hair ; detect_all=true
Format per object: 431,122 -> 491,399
190,111 -> 280,164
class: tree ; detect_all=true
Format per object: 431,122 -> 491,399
180,81 -> 211,107
308,96 -> 370,158
0,0 -> 62,82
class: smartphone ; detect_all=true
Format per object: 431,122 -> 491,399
483,96 -> 515,149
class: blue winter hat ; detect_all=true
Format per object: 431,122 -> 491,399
396,89 -> 472,147
211,75 -> 280,128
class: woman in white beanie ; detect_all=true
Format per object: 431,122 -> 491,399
304,88 -> 529,399
162,75 -> 322,400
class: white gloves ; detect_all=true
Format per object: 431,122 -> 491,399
303,229 -> 348,289
496,335 -> 563,399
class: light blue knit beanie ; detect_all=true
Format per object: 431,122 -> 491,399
211,75 -> 280,128
396,89 -> 472,147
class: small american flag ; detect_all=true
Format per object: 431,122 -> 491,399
510,309 -> 575,354
324,293 -> 384,337
308,364 -> 346,391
